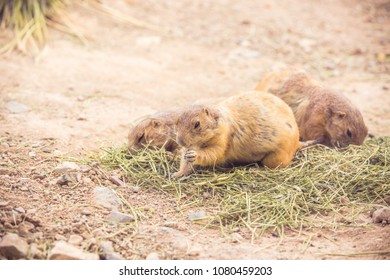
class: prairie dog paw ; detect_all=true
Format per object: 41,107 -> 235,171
184,150 -> 197,162
172,171 -> 183,178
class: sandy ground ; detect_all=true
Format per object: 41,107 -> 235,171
0,0 -> 389,260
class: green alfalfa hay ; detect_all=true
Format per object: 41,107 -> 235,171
92,137 -> 389,233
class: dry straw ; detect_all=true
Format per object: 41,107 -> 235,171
93,137 -> 389,234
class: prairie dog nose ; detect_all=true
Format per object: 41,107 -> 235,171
177,137 -> 186,147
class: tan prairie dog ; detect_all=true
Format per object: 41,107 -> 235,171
128,111 -> 180,154
172,91 -> 308,177
255,70 -> 368,148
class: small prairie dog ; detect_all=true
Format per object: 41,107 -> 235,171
255,70 -> 368,148
128,111 -> 180,154
172,91 -> 302,177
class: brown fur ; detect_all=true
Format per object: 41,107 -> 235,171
128,111 -> 180,154
172,91 -> 301,177
255,70 -> 368,148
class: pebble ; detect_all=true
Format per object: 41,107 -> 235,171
229,48 -> 260,60
29,243 -> 44,259
136,36 -> 161,47
146,252 -> 160,260
372,208 -> 390,224
99,240 -> 125,260
93,187 -> 121,211
80,165 -> 92,173
230,232 -> 244,243
107,211 -> 135,223
18,222 -> 35,237
109,175 -> 124,186
0,167 -> 10,175
171,236 -> 189,252
48,241 -> 99,260
53,162 -> 80,174
130,186 -> 140,193
68,234 -> 83,246
28,151 -> 37,158
14,207 -> 25,214
54,172 -> 82,186
0,233 -> 29,259
55,234 -> 67,241
6,101 -> 31,114
0,201 -> 9,207
188,211 -> 207,221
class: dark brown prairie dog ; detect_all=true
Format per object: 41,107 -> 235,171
128,111 -> 180,154
255,70 -> 368,148
172,91 -> 302,177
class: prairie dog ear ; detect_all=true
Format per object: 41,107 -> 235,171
202,107 -> 211,116
202,107 -> 219,120
334,111 -> 346,120
152,119 -> 162,128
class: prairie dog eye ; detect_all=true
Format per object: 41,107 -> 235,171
346,129 -> 352,138
194,121 -> 200,129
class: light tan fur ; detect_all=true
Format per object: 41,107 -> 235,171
255,70 -> 368,148
172,91 -> 301,177
128,111 -> 180,154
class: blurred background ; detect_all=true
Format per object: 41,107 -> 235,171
0,0 -> 389,152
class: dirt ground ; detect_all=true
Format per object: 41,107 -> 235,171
0,0 -> 389,260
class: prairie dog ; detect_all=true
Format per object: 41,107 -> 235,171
128,111 -> 179,154
255,70 -> 368,148
172,91 -> 301,177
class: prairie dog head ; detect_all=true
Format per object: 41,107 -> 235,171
325,107 -> 368,148
128,117 -> 177,153
175,106 -> 220,149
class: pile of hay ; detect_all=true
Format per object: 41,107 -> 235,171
94,137 -> 389,233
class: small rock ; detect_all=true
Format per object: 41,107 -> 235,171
6,101 -> 31,114
230,232 -> 244,243
130,186 -> 140,193
146,252 -> 160,260
188,244 -> 203,256
31,142 -> 43,148
109,176 -> 124,186
55,234 -> 67,241
93,187 -> 121,210
53,162 -> 80,174
54,172 -> 82,186
99,240 -> 125,260
189,211 -> 207,221
171,237 -> 189,252
28,151 -> 37,158
80,165 -> 92,173
81,209 -> 93,216
77,114 -> 87,121
229,48 -> 260,59
0,233 -> 29,259
68,234 -> 83,246
107,211 -> 135,223
372,208 -> 390,224
0,201 -> 9,207
0,167 -> 10,175
136,36 -> 161,47
48,241 -> 99,260
14,207 -> 25,214
29,243 -> 43,259
298,38 -> 317,53
52,150 -> 63,157
18,222 -> 35,237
